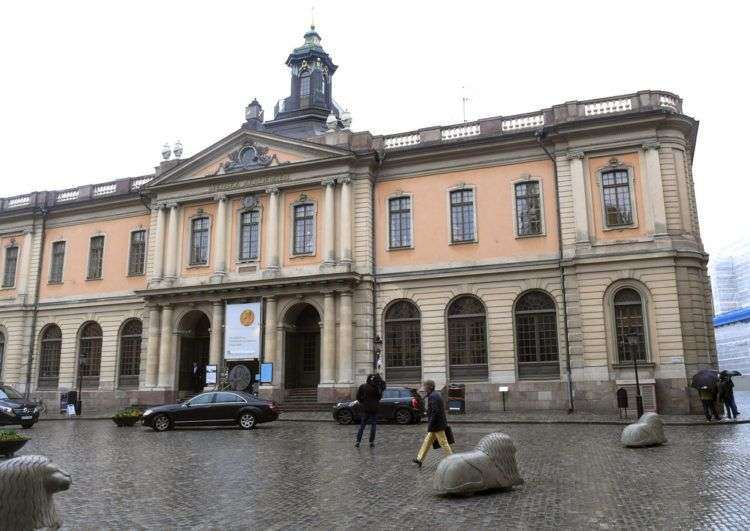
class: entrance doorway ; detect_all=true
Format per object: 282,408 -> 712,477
284,304 -> 321,389
178,310 -> 210,394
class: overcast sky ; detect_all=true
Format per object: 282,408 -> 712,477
1,1 -> 747,257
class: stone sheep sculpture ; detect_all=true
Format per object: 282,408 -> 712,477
621,412 -> 667,448
434,432 -> 523,496
0,455 -> 71,531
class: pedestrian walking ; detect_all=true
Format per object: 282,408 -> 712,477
412,380 -> 453,467
698,385 -> 721,422
719,371 -> 741,419
355,374 -> 382,448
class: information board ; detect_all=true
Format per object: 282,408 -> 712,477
224,302 -> 263,360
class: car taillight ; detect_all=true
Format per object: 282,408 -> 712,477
411,398 -> 419,409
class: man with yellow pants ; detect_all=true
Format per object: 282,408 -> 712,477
413,380 -> 452,467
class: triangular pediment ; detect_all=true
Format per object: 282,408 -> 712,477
149,128 -> 351,187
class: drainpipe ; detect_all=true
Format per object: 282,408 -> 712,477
371,150 -> 385,375
24,200 -> 49,398
535,130 -> 574,414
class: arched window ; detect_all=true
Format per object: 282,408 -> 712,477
384,300 -> 421,382
447,296 -> 488,380
78,322 -> 103,388
515,291 -> 559,379
118,319 -> 142,388
38,325 -> 62,389
0,330 -> 5,376
614,288 -> 647,363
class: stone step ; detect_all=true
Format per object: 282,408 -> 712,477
280,403 -> 334,412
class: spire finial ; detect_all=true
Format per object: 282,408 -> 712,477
311,6 -> 315,30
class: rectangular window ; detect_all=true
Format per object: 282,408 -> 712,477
49,241 -> 66,283
239,210 -> 260,260
515,182 -> 542,236
2,247 -> 18,288
190,217 -> 210,265
450,189 -> 475,243
300,76 -> 311,97
87,236 -> 104,280
388,197 -> 412,249
602,169 -> 633,226
128,230 -> 146,276
293,204 -> 315,255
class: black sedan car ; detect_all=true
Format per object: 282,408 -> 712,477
333,386 -> 424,425
142,391 -> 280,432
0,385 -> 40,429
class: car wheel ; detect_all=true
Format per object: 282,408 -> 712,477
239,412 -> 256,430
152,414 -> 171,432
20,421 -> 35,429
336,409 -> 354,425
395,409 -> 412,425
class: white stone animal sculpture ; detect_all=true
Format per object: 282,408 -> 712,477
433,432 -> 523,496
0,455 -> 71,531
621,412 -> 667,447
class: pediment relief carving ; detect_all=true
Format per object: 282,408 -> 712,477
216,140 -> 279,175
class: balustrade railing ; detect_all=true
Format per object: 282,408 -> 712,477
441,123 -> 481,141
584,98 -> 632,116
384,133 -> 421,149
56,189 -> 80,202
93,183 -> 117,196
501,114 -> 545,132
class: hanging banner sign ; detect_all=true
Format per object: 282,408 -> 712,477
224,302 -> 263,360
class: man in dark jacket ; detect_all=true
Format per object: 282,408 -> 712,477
719,371 -> 740,419
412,380 -> 453,467
355,374 -> 382,448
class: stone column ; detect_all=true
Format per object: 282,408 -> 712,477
642,142 -> 668,236
337,291 -> 353,385
263,297 -> 277,371
339,177 -> 352,265
322,178 -> 336,265
567,151 -> 590,244
145,306 -> 161,387
157,304 -> 174,388
212,194 -> 228,280
209,301 -> 224,367
265,187 -> 280,271
16,230 -> 33,297
163,203 -> 180,281
320,292 -> 336,384
152,203 -> 166,282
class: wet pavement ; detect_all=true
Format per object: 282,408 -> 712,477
12,410 -> 750,530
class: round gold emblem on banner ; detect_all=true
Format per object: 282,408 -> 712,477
239,309 -> 255,327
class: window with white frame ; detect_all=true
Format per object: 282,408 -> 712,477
601,169 -> 634,227
2,246 -> 18,288
388,197 -> 412,249
49,241 -> 65,283
515,181 -> 542,236
128,230 -> 146,276
190,217 -> 210,265
450,189 -> 475,242
239,210 -> 260,260
87,236 -> 104,280
293,204 -> 315,255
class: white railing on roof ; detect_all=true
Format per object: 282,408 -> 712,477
659,95 -> 678,110
93,183 -> 117,196
56,189 -> 80,202
384,133 -> 421,150
584,98 -> 632,116
7,195 -> 31,208
501,114 -> 545,132
441,123 -> 481,141
131,176 -> 153,190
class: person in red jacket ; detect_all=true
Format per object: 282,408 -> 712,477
355,374 -> 382,448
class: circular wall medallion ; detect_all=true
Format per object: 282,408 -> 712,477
239,309 -> 255,327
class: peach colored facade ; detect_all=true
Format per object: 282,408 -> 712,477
0,85 -> 715,416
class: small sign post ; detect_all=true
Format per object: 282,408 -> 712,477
498,386 -> 509,412
205,365 -> 217,387
260,363 -> 273,384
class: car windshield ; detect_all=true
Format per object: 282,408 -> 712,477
0,386 -> 23,400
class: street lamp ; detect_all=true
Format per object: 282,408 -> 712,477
373,335 -> 383,373
627,333 -> 644,418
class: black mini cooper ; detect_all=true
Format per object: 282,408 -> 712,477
333,386 -> 424,425
0,385 -> 40,429
142,391 -> 280,431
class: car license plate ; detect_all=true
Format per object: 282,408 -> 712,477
21,415 -> 33,420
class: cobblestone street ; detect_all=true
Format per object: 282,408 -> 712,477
13,410 -> 750,530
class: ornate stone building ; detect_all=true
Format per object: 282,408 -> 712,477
0,26 -> 716,413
